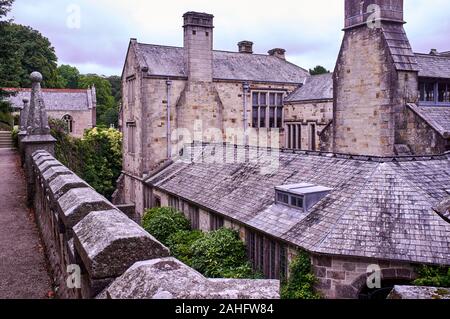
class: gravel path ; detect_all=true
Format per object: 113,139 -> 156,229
0,148 -> 52,299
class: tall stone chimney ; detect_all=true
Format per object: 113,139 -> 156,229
332,0 -> 418,156
183,12 -> 214,82
238,41 -> 253,54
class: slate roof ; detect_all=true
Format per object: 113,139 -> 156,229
147,144 -> 450,266
382,24 -> 419,72
407,103 -> 450,138
415,53 -> 450,79
4,88 -> 96,111
134,43 -> 309,84
285,73 -> 333,103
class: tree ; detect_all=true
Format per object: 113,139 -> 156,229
56,64 -> 80,89
107,75 -> 122,103
0,0 -> 13,19
0,23 -> 59,88
309,65 -> 330,75
79,74 -> 116,126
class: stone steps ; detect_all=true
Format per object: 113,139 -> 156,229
0,132 -> 13,149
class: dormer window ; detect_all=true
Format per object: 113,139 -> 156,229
275,183 -> 332,211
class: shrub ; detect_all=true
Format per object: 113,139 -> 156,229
141,207 -> 191,245
49,119 -> 122,199
190,228 -> 253,278
166,230 -> 205,266
281,251 -> 321,299
413,266 -> 450,288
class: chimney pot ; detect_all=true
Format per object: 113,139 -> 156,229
238,41 -> 253,54
430,49 -> 439,55
268,48 -> 286,60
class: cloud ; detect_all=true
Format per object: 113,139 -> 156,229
9,0 -> 450,76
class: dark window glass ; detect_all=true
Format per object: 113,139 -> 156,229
438,83 -> 450,103
277,107 -> 283,128
297,124 -> 302,149
269,93 -> 276,106
425,83 -> 435,102
260,107 -> 266,128
252,106 -> 258,128
277,192 -> 289,204
189,205 -> 200,230
210,214 -> 224,231
270,241 -> 276,279
252,92 -> 259,106
269,107 -> 276,128
310,124 -> 316,151
280,245 -> 287,280
419,82 -> 425,101
260,92 -> 267,106
277,93 -> 283,106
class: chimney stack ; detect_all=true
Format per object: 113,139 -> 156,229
183,12 -> 214,82
238,41 -> 253,54
268,48 -> 286,60
344,0 -> 404,29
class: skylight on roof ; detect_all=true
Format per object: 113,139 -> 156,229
275,183 -> 332,211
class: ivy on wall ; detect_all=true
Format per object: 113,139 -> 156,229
49,118 -> 122,199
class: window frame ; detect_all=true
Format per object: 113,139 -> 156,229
419,79 -> 450,106
62,114 -> 73,133
252,91 -> 285,129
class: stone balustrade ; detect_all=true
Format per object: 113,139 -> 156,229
29,150 -> 280,299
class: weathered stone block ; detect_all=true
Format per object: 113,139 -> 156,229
73,209 -> 170,279
327,270 -> 346,280
388,286 -> 450,300
42,166 -> 73,184
57,188 -> 113,229
99,258 -> 279,299
335,284 -> 358,299
49,174 -> 90,200
38,160 -> 62,174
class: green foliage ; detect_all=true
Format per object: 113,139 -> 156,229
49,119 -> 122,199
281,251 -> 321,299
56,64 -> 80,89
79,74 -> 117,127
309,65 -> 330,75
0,23 -> 59,88
413,265 -> 450,288
80,127 -> 122,198
141,209 -> 260,279
166,230 -> 205,266
0,0 -> 14,19
107,75 -> 122,103
11,127 -> 18,147
190,228 -> 254,279
142,207 -> 191,245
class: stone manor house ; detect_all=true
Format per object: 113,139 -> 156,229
5,87 -> 97,137
116,0 -> 450,298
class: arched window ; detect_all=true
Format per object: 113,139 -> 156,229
62,114 -> 73,133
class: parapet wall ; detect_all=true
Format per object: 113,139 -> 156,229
29,150 -> 280,299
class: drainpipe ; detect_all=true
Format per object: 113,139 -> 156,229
243,82 -> 250,145
166,79 -> 172,159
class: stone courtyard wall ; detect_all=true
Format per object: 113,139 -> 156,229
312,254 -> 416,299
29,150 -> 280,299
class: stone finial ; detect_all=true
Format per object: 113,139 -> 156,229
26,71 -> 51,135
20,98 -> 30,132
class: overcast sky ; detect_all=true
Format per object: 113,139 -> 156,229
8,0 -> 450,76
